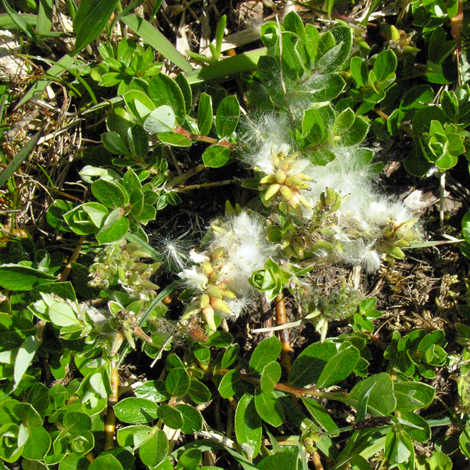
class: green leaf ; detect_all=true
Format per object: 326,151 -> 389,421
188,379 -> 211,405
372,50 -> 397,83
260,361 -> 282,394
462,211 -> 470,245
384,426 -> 414,467
221,345 -> 239,369
202,145 -> 230,168
139,430 -> 168,468
339,116 -> 370,146
289,341 -> 337,387
350,373 -> 396,416
157,404 -> 183,429
215,96 -> 240,137
394,382 -> 435,411
0,264 -> 55,291
249,336 -> 282,373
124,89 -> 156,121
135,381 -> 171,403
45,296 -> 79,326
96,208 -> 129,244
144,105 -> 177,134
91,179 -> 129,209
257,451 -> 298,470
117,425 -> 152,448
396,412 -> 431,442
254,389 -> 284,427
158,133 -> 192,147
316,346 -> 360,388
73,0 -> 119,52
175,404 -> 203,434
400,85 -> 435,110
63,202 -> 108,235
165,368 -> 191,397
89,454 -> 123,470
235,394 -> 262,459
175,74 -> 192,115
14,336 -> 40,391
113,397 -> 159,424
148,74 -> 186,121
350,56 -> 368,87
197,93 -> 213,136
218,369 -> 242,398
22,426 -> 51,461
129,126 -> 149,160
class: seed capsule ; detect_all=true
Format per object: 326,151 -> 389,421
275,170 -> 287,184
201,262 -> 214,276
202,305 -> 217,331
210,297 -> 232,315
207,285 -> 222,299
264,183 -> 281,201
200,294 -> 210,309
259,174 -> 277,184
280,185 -> 293,201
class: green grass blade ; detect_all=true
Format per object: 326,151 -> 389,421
36,0 -> 53,35
121,13 -> 193,73
0,129 -> 43,187
184,47 -> 266,84
0,13 -> 36,29
73,0 -> 119,52
2,0 -> 34,38
15,53 -> 75,109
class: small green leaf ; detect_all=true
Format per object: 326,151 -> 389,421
188,379 -> 211,405
148,73 -> 186,121
249,336 -> 282,373
157,404 -> 183,429
372,50 -> 397,83
96,209 -> 129,245
202,145 -> 230,168
175,404 -> 203,434
254,389 -> 284,427
0,265 -> 55,291
350,373 -> 396,416
165,368 -> 191,397
215,96 -> 240,137
197,93 -> 213,136
89,454 -> 123,470
113,397 -> 159,424
144,106 -> 176,134
289,342 -> 337,387
218,369 -> 242,399
91,179 -> 129,209
235,393 -> 262,458
14,336 -> 41,391
139,430 -> 168,468
22,426 -> 51,461
394,382 -> 435,411
260,361 -> 282,394
158,133 -> 192,147
316,346 -> 360,388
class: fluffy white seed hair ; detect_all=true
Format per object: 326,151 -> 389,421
211,212 -> 275,295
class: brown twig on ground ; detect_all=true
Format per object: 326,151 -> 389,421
104,360 -> 120,450
275,293 -> 293,373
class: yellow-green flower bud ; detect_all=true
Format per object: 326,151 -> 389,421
200,294 -> 210,309
259,174 -> 277,184
280,185 -> 293,201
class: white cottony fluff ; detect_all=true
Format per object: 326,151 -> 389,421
178,268 -> 208,291
211,212 -> 275,295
